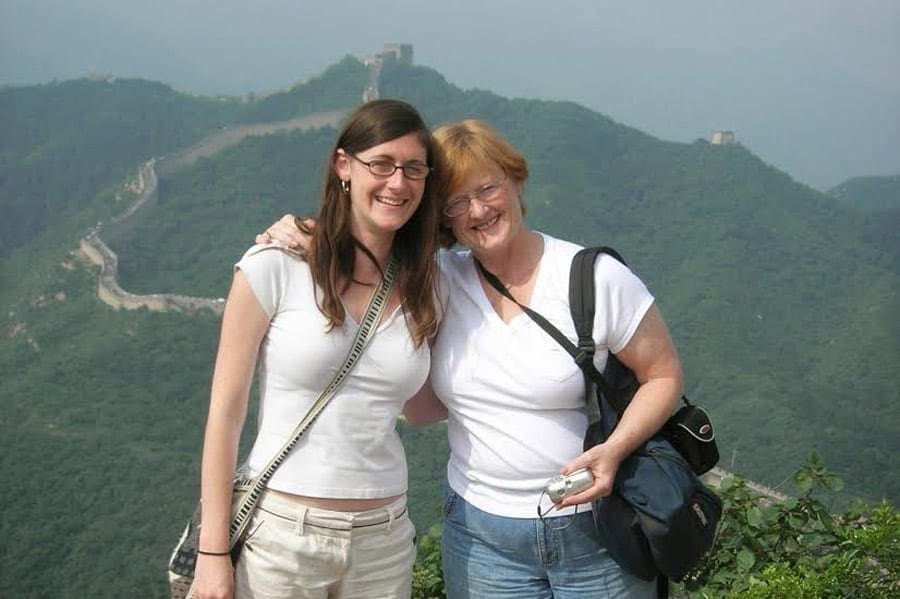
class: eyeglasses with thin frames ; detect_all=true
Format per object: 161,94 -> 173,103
348,153 -> 432,180
442,173 -> 508,218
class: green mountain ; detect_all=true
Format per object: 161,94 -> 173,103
0,78 -> 241,257
828,174 -> 900,211
1,57 -> 897,596
827,175 -> 900,272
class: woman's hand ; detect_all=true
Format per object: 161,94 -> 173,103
255,214 -> 313,252
192,553 -> 234,599
554,441 -> 628,508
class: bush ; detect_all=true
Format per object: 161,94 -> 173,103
681,453 -> 898,598
412,523 -> 446,599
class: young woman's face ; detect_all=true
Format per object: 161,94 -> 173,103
334,132 -> 429,245
443,163 -> 524,256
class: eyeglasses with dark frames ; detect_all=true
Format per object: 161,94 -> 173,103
442,173 -> 508,217
348,153 -> 432,180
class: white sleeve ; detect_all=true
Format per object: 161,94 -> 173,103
234,244 -> 289,318
592,254 -> 655,353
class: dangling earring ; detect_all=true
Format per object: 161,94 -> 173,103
340,179 -> 350,194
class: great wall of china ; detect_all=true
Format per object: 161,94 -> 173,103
703,466 -> 787,502
77,111 -> 346,315
75,44 -> 416,315
74,45 -> 412,315
76,46 -> 788,501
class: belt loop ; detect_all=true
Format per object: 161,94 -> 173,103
295,505 -> 308,536
386,506 -> 395,531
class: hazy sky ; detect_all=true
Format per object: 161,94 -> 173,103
3,0 -> 899,190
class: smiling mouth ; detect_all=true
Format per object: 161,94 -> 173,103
472,214 -> 500,231
376,195 -> 407,207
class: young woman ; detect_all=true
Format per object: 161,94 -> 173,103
193,99 -> 441,599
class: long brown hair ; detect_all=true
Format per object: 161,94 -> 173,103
308,99 -> 441,346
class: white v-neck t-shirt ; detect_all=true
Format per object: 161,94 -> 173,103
235,244 -> 430,499
431,233 -> 654,517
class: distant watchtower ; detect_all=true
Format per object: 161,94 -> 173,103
363,43 -> 414,102
381,43 -> 413,63
710,130 -> 735,145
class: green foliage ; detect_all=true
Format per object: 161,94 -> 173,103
826,175 -> 900,272
0,78 -> 240,255
412,524 -> 447,599
398,421 -> 450,538
828,175 -> 900,211
0,258 -> 222,597
680,454 -> 899,597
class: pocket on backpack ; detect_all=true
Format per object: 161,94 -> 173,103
594,438 -> 722,581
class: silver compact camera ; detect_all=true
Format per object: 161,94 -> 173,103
544,468 -> 594,503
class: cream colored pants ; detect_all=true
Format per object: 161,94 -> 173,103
234,491 -> 415,598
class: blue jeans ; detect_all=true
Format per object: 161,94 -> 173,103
440,487 -> 655,598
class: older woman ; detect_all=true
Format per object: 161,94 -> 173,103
260,118 -> 683,598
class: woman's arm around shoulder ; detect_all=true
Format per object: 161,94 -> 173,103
402,378 -> 448,425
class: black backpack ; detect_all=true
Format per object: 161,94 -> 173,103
569,247 -> 722,588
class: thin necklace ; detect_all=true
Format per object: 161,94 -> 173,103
351,278 -> 376,287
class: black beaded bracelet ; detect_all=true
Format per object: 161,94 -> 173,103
197,549 -> 230,556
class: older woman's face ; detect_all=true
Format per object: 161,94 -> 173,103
443,163 -> 524,255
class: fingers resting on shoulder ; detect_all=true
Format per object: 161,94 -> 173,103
255,214 -> 314,252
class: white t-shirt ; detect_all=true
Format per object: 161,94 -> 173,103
235,245 -> 430,499
430,233 -> 654,518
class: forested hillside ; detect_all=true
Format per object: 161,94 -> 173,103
1,56 -> 897,596
827,175 -> 900,272
378,62 -> 899,503
0,78 -> 240,256
109,59 -> 899,501
235,55 -> 368,123
828,174 -> 900,211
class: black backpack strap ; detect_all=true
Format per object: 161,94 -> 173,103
568,246 -> 630,416
569,247 -> 627,348
571,248 -> 691,421
657,575 -> 669,598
